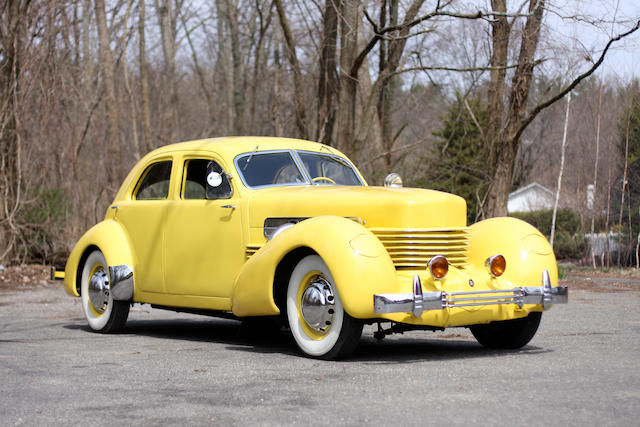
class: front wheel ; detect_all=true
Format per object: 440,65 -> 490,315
470,311 -> 542,349
286,255 -> 362,359
80,250 -> 130,333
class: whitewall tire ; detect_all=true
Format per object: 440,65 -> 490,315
286,255 -> 362,359
80,250 -> 129,333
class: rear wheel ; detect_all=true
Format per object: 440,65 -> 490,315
470,311 -> 542,349
80,250 -> 130,333
286,255 -> 362,359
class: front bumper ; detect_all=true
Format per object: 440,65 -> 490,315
373,270 -> 568,318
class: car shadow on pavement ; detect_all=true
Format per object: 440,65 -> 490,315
64,319 -> 551,362
64,317 -> 301,356
346,337 -> 550,363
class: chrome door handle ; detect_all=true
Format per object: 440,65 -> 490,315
221,204 -> 236,210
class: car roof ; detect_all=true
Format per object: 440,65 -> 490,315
146,136 -> 345,160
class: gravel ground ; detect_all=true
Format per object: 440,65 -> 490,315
1,276 -> 639,426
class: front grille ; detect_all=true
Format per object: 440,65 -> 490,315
370,228 -> 469,270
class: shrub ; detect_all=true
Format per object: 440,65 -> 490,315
16,187 -> 69,263
510,209 -> 587,260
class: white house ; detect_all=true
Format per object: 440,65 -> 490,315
507,182 -> 554,213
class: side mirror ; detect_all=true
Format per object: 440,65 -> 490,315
206,161 -> 233,199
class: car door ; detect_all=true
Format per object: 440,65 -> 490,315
162,155 -> 245,301
114,157 -> 174,294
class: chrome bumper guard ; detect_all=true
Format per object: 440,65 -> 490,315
373,270 -> 568,317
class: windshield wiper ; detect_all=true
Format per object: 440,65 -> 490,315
242,145 -> 259,171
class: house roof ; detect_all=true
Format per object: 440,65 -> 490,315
508,182 -> 554,199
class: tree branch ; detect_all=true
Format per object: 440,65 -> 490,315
392,59 -> 544,75
513,19 -> 640,143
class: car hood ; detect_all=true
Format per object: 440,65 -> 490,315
246,185 -> 467,229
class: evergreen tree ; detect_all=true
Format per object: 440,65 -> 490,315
417,95 -> 489,224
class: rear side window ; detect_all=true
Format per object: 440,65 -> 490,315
135,161 -> 172,200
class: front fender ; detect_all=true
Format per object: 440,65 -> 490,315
231,216 -> 398,318
63,219 -> 135,297
467,217 -> 558,288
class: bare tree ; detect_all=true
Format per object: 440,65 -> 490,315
0,0 -> 31,262
483,2 -> 640,217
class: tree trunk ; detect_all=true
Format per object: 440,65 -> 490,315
550,91 -> 571,248
376,0 -> 399,170
0,0 -> 29,263
317,0 -> 338,145
94,0 -> 121,184
216,0 -> 234,134
121,0 -> 141,160
139,0 -> 153,152
617,109 -> 631,266
485,0 -> 545,217
483,0 -> 509,217
590,84 -> 603,267
273,45 -> 283,136
337,0 -> 359,156
274,0 -> 309,139
225,0 -> 245,135
157,0 -> 179,142
604,137 -> 613,267
249,0 -> 273,134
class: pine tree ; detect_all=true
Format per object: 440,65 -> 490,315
418,95 -> 489,224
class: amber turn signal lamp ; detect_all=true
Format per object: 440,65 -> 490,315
486,254 -> 506,277
428,255 -> 449,280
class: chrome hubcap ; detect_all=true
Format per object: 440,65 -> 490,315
88,268 -> 110,313
300,275 -> 335,332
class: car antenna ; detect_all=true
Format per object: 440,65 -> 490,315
242,145 -> 259,171
320,144 -> 334,154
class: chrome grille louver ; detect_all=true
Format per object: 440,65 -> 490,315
370,228 -> 469,270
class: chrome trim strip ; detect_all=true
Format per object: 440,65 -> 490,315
108,265 -> 134,301
373,269 -> 568,316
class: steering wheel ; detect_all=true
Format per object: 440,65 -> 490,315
312,176 -> 336,184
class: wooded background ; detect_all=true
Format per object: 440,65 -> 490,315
1,0 -> 639,265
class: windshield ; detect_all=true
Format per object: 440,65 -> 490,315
235,150 -> 363,188
297,152 -> 362,186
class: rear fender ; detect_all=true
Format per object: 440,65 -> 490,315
231,216 -> 398,318
63,220 -> 135,297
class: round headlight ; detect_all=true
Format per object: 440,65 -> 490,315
486,254 -> 506,277
384,173 -> 403,188
428,255 -> 449,280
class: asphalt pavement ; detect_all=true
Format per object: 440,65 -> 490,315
1,281 -> 639,426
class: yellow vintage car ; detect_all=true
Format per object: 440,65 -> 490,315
62,136 -> 567,359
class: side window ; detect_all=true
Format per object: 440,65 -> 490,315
135,161 -> 172,200
183,159 -> 232,200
